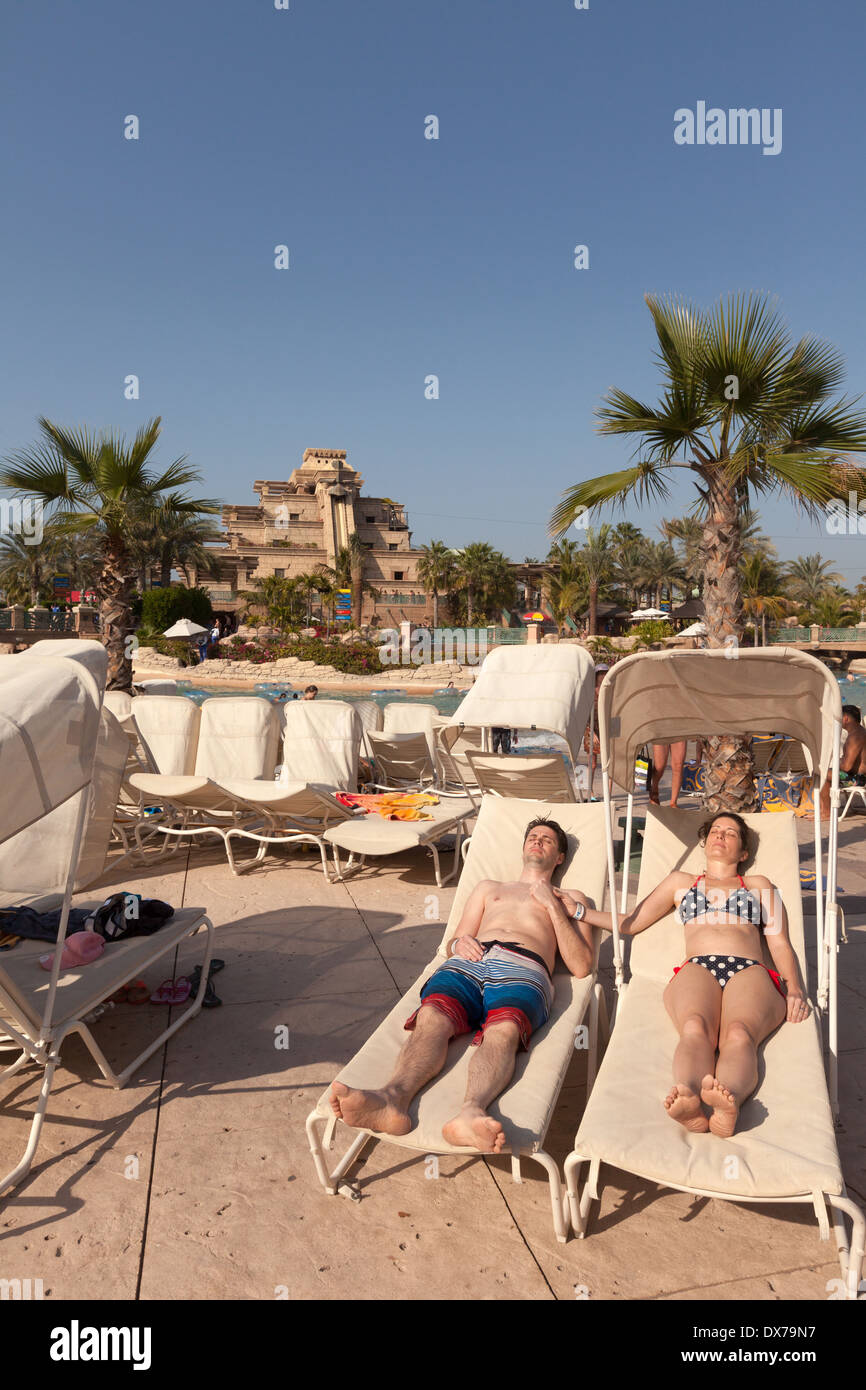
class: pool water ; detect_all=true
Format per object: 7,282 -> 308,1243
176,681 -> 468,718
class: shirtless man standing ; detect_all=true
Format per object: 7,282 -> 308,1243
330,818 -> 598,1153
820,704 -> 866,817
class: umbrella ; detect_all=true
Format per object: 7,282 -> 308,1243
679,621 -> 707,637
629,608 -> 670,621
163,619 -> 208,638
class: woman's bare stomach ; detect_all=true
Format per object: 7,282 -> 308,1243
684,919 -> 765,960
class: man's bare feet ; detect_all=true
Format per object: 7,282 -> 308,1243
701,1074 -> 739,1137
664,1083 -> 709,1132
330,1081 -> 412,1136
442,1105 -> 506,1153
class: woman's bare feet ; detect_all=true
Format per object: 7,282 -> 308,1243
701,1075 -> 739,1137
664,1083 -> 709,1132
442,1105 -> 506,1152
330,1081 -> 412,1136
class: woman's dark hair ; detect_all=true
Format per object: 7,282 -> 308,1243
523,817 -> 569,858
698,811 -> 753,860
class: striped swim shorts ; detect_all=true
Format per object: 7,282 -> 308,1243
404,944 -> 554,1051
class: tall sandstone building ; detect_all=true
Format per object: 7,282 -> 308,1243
191,448 -> 433,626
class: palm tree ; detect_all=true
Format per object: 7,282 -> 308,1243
580,525 -> 615,636
808,589 -> 856,628
551,292 -> 866,811
740,554 -> 788,645
662,515 -> 704,595
0,526 -> 64,605
336,534 -> 378,628
0,417 -> 218,690
785,554 -> 842,610
453,543 -> 497,626
295,569 -> 330,627
639,538 -> 684,610
416,540 -> 455,629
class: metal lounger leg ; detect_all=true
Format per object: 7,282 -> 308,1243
828,1192 -> 866,1300
528,1148 -> 569,1244
0,1053 -> 59,1197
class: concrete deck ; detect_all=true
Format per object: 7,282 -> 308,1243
0,793 -> 863,1303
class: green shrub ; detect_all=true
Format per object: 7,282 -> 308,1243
140,586 -> 213,632
631,620 -> 671,647
225,635 -> 386,675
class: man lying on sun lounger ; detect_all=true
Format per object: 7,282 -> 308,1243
330,817 -> 597,1154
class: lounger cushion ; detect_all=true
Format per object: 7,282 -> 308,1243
195,698 -> 279,781
280,700 -> 360,791
575,807 -> 843,1197
323,796 -> 475,857
315,796 -> 608,1155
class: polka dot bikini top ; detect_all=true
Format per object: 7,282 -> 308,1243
677,873 -> 764,928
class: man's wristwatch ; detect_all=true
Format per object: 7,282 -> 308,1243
571,901 -> 586,922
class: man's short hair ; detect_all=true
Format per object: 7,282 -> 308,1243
305,685 -> 318,694
523,817 -> 568,858
842,704 -> 862,723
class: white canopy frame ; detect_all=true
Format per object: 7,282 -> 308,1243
443,644 -> 597,796
597,647 -> 844,1106
0,642 -> 213,1197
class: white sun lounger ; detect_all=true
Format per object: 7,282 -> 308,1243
564,647 -> 864,1299
132,698 -> 361,876
307,796 -> 610,1241
0,643 -> 213,1197
129,696 -> 281,856
465,751 -> 578,803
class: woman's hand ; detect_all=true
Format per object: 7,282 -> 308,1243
786,991 -> 811,1023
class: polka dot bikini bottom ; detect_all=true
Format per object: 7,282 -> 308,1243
673,955 -> 785,997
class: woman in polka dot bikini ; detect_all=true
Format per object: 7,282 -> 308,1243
609,811 -> 809,1137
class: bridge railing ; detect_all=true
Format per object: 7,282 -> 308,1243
768,628 -> 811,643
769,626 -> 864,644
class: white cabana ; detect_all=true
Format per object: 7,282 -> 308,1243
444,644 -> 596,763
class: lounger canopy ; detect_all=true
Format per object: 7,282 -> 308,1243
598,647 -> 842,789
0,642 -> 105,845
445,645 -> 595,760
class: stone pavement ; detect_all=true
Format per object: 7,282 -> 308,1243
0,804 -> 863,1302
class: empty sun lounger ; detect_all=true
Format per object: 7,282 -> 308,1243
465,751 -> 578,802
564,647 -> 864,1299
307,796 -> 610,1242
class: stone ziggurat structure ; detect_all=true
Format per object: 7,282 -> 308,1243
191,449 -> 433,627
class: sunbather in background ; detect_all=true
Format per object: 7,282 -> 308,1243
330,817 -> 595,1154
591,811 -> 810,1136
820,704 -> 866,818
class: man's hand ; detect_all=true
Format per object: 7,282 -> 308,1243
450,935 -> 484,962
529,879 -> 559,913
786,991 -> 811,1024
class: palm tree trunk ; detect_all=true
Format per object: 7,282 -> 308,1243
432,590 -> 439,629
700,473 -> 756,812
100,546 -> 135,692
589,582 -> 598,636
160,548 -> 172,588
761,611 -> 768,646
467,584 -> 473,626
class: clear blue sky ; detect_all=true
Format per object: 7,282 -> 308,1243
2,0 -> 865,580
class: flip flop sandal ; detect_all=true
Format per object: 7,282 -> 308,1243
150,977 -> 192,1004
188,964 -> 223,1008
